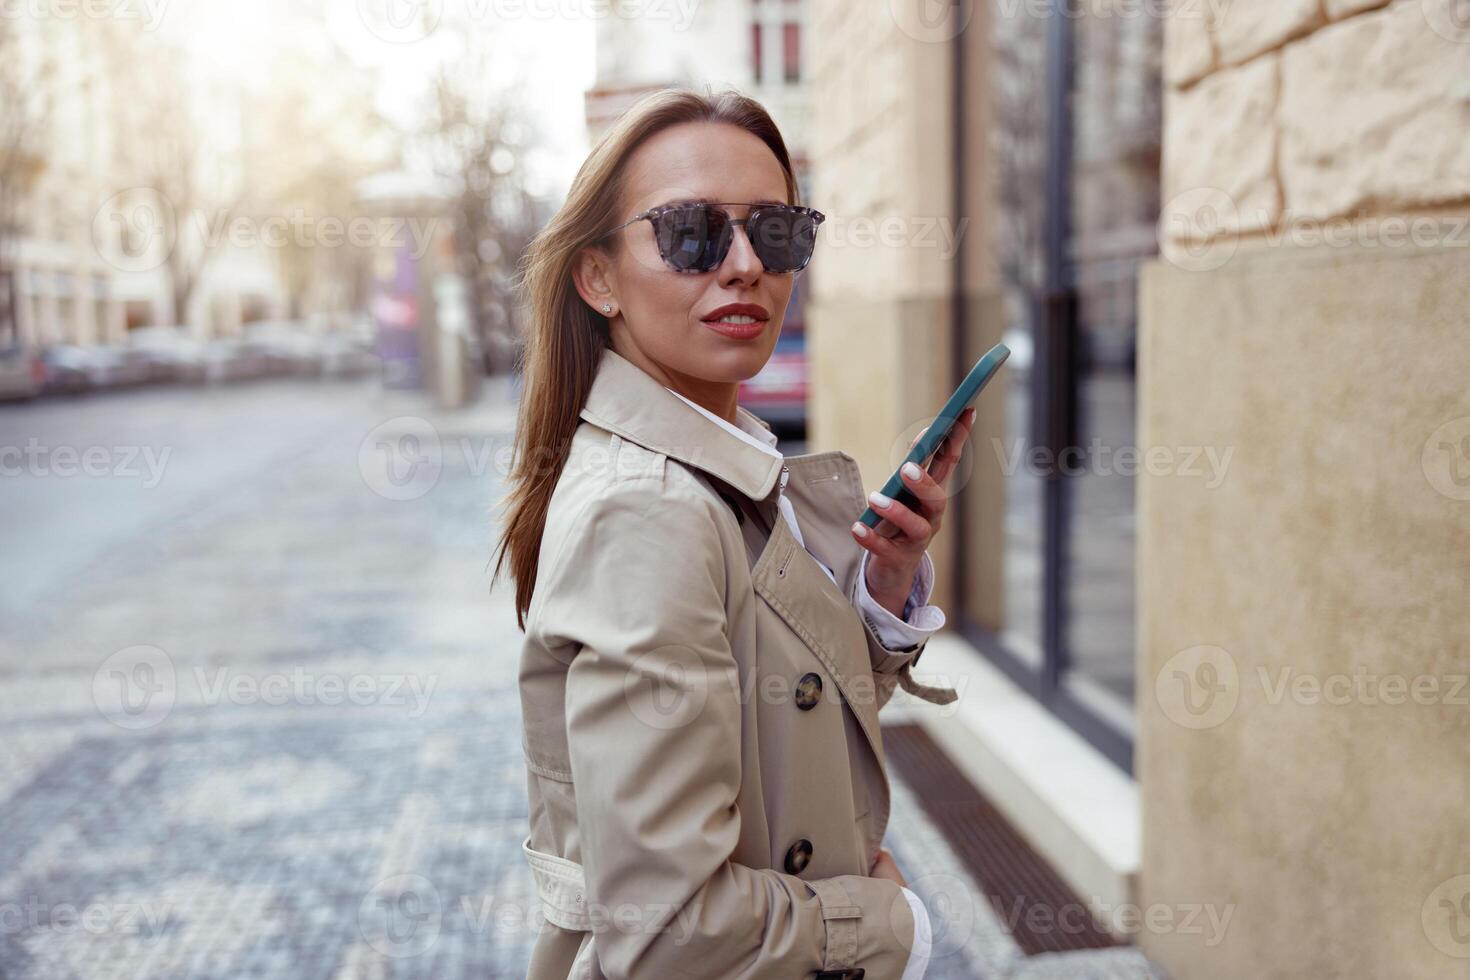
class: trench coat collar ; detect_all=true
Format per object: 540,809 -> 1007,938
579,345 -> 786,503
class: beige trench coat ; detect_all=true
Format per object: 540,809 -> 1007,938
517,345 -> 959,980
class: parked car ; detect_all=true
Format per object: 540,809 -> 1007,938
128,325 -> 208,384
0,345 -> 45,401
241,320 -> 322,377
346,313 -> 375,348
318,331 -> 378,378
82,344 -> 153,389
39,345 -> 95,396
202,338 -> 271,384
739,328 -> 808,437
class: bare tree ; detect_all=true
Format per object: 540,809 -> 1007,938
0,18 -> 44,346
421,32 -> 540,375
251,42 -> 393,325
93,25 -> 249,332
147,69 -> 247,328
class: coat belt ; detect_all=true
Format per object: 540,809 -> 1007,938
896,664 -> 960,704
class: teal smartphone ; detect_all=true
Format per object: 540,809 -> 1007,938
857,342 -> 1010,529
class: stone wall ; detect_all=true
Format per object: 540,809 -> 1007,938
1162,0 -> 1470,253
1140,2 -> 1470,977
805,0 -> 1004,622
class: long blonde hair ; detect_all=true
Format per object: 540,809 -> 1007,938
491,86 -> 803,629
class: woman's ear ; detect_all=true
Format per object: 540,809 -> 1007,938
572,246 -> 618,317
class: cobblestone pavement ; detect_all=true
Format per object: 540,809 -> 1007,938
0,377 -> 1160,979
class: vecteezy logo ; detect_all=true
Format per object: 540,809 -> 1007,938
92,188 -> 176,273
1158,186 -> 1240,273
1155,644 -> 1239,729
625,646 -> 710,732
1421,0 -> 1470,44
899,872 -> 977,959
356,0 -> 443,43
1423,875 -> 1470,959
1422,417 -> 1470,501
359,417 -> 444,501
359,874 -> 443,957
887,0 -> 974,43
93,645 -> 178,730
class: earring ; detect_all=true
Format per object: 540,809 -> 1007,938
601,302 -> 612,315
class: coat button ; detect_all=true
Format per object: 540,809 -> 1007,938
794,672 -> 823,710
784,838 -> 813,874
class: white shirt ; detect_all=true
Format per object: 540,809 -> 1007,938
666,389 -> 936,980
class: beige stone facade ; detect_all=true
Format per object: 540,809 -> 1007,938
804,0 -> 1004,623
1162,0 -> 1470,249
1142,0 -> 1470,976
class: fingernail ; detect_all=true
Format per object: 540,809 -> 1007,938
869,490 -> 892,509
902,462 -> 922,480
852,522 -> 869,537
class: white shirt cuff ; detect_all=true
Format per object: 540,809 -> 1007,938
899,885 -> 933,980
855,550 -> 946,652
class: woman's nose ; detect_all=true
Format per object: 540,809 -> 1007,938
717,222 -> 764,284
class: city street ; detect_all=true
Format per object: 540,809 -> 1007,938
0,378 -> 1157,979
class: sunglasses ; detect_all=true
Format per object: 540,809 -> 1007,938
601,201 -> 826,274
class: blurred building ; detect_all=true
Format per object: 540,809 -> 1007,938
2,17 -> 132,347
2,17 -> 283,347
2,5 -> 389,350
106,59 -> 283,339
802,0 -> 1470,977
585,0 -> 811,177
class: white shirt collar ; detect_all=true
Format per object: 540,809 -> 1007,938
664,387 -> 781,458
666,386 -> 822,567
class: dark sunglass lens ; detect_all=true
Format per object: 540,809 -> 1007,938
748,209 -> 818,272
654,206 -> 730,272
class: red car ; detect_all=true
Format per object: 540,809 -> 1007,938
739,328 -> 808,438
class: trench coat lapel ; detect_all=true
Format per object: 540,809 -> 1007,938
750,508 -> 889,793
579,346 -> 785,503
765,449 -> 889,785
579,345 -> 890,788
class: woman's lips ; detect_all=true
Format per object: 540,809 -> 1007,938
701,318 -> 767,340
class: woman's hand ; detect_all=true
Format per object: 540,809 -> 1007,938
851,407 -> 978,618
869,847 -> 908,888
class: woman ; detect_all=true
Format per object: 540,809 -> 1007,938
493,88 -> 975,980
